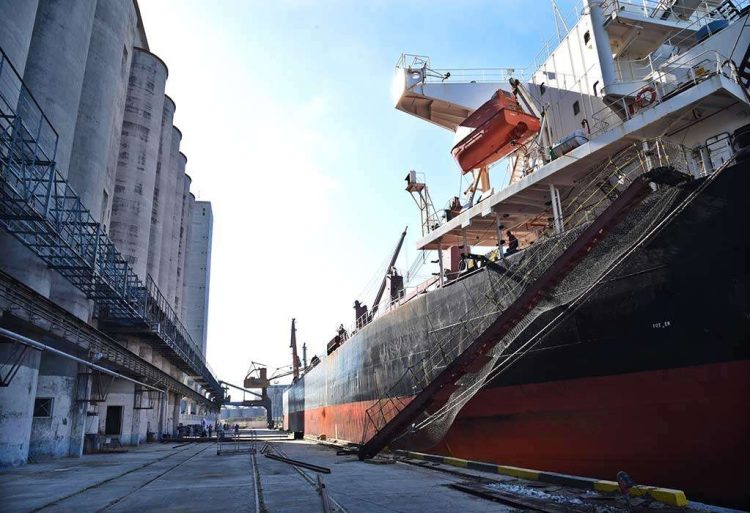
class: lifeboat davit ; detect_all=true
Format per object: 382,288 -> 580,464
451,89 -> 541,174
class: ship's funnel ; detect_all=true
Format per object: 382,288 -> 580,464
392,54 -> 515,132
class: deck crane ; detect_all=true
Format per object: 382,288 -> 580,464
510,77 -> 552,167
290,318 -> 301,381
370,227 -> 408,317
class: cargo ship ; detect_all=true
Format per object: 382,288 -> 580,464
284,0 -> 750,507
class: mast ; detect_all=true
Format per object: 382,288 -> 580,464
290,318 -> 300,380
371,226 -> 408,316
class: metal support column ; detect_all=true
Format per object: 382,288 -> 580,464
436,243 -> 444,287
494,212 -> 507,264
549,184 -> 564,234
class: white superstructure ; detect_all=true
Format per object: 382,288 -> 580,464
393,0 -> 750,253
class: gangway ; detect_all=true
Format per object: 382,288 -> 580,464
0,48 -> 222,400
358,164 -> 691,460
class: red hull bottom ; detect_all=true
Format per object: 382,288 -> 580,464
300,360 -> 750,507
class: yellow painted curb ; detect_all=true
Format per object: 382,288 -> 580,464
594,480 -> 620,493
394,450 -> 687,507
632,486 -> 689,507
498,465 -> 541,480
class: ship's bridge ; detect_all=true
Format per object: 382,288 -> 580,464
392,54 -> 517,131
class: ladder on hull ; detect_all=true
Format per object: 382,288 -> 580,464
358,167 -> 689,460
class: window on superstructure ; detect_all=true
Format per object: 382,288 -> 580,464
583,31 -> 591,45
573,101 -> 580,116
540,83 -> 546,95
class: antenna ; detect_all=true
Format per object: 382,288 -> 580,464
551,0 -> 569,42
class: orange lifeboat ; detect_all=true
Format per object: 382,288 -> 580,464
451,89 -> 541,174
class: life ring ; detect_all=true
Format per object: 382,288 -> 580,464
636,86 -> 657,108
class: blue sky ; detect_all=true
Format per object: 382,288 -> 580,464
138,0 -> 581,384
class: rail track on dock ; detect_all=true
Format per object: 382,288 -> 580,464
29,443 -> 212,513
255,433 -> 349,513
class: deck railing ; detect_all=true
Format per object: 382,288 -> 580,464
590,50 -> 738,137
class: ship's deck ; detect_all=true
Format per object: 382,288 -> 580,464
418,73 -> 746,250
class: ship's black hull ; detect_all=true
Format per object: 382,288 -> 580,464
285,159 -> 750,507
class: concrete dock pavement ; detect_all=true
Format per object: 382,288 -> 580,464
0,429 -> 744,513
0,432 -> 511,513
255,438 -> 515,513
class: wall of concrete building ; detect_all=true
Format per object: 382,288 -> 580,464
109,48 -> 168,281
97,379 -> 138,445
28,353 -> 87,460
184,201 -> 213,355
267,385 -> 289,423
167,391 -> 181,436
0,347 -> 40,467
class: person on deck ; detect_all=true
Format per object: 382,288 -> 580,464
506,230 -> 519,256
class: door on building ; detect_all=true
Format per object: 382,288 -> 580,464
105,406 -> 123,435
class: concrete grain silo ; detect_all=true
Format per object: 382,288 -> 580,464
180,192 -> 196,321
0,0 -> 41,304
159,126 -> 182,297
147,96 -> 176,286
66,0 -> 139,226
23,0 -> 96,177
0,0 -> 40,455
0,0 -> 95,306
109,48 -> 168,281
49,0 -> 139,321
166,151 -> 188,308
175,173 -> 193,315
0,0 -> 38,76
0,0 -> 40,463
0,0 -> 95,464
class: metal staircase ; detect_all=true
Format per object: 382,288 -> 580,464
358,166 -> 689,460
0,48 -> 222,400
737,26 -> 750,88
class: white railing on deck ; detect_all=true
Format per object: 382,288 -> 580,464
591,50 -> 738,137
425,68 -> 524,84
602,0 -> 720,21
